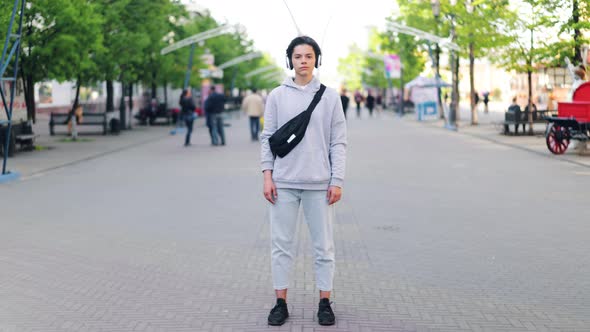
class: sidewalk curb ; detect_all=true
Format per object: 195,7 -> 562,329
20,133 -> 170,181
400,115 -> 590,169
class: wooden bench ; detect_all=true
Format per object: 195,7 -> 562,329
0,126 -> 38,156
15,133 -> 38,151
503,109 -> 554,135
49,112 -> 107,135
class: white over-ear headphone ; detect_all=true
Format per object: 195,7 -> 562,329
285,54 -> 322,70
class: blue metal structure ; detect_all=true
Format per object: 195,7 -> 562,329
1,0 -> 25,181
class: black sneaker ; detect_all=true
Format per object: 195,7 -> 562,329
317,298 -> 335,326
268,298 -> 289,326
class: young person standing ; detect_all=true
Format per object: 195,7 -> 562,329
260,36 -> 347,326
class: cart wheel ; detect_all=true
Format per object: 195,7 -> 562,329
546,123 -> 570,155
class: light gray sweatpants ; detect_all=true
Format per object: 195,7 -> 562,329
270,188 -> 335,291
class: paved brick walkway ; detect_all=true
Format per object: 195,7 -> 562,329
1,109 -> 589,331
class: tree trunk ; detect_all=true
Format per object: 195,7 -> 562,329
573,0 -> 582,63
469,40 -> 477,125
436,44 -> 444,120
434,20 -> 444,120
452,56 -> 460,123
21,69 -> 36,123
72,77 -> 81,113
66,79 -> 82,140
127,83 -> 133,130
164,81 -> 168,106
527,69 -> 534,135
127,83 -> 133,112
527,27 -> 534,135
120,82 -> 126,130
151,69 -> 157,99
106,80 -> 114,112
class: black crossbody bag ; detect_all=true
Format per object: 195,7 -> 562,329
269,84 -> 326,158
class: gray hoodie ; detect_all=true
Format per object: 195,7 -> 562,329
260,76 -> 347,190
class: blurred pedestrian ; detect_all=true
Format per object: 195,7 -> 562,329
365,90 -> 375,117
507,97 -> 524,134
261,35 -> 347,327
376,93 -> 383,114
524,101 -> 537,113
354,90 -> 363,118
204,86 -> 226,146
179,89 -> 196,147
67,105 -> 84,137
340,87 -> 350,118
483,92 -> 490,113
241,88 -> 265,141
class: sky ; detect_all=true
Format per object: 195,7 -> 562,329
183,0 -> 398,87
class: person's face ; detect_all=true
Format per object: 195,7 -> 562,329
291,44 -> 315,77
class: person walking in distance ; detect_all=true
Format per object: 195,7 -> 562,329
179,89 -> 196,146
365,90 -> 375,117
340,87 -> 350,118
241,88 -> 265,141
204,86 -> 226,146
354,89 -> 363,118
260,35 -> 347,327
483,92 -> 490,113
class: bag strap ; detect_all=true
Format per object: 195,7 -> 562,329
305,84 -> 326,114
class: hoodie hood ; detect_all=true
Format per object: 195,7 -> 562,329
281,76 -> 321,93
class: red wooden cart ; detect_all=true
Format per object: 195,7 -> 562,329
545,82 -> 590,154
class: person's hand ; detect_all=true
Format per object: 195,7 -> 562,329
263,171 -> 277,204
327,186 -> 342,205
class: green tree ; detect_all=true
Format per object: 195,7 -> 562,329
536,0 -> 590,67
0,5 -> 12,40
159,12 -> 225,94
394,0 -> 515,124
130,0 -> 177,99
55,2 -> 104,114
159,11 -> 276,97
205,29 -> 253,90
568,0 -> 590,63
95,0 -> 151,113
362,28 -> 388,91
493,0 -> 559,134
19,0 -> 103,121
337,44 -> 365,92
380,23 -> 427,92
454,0 -> 516,124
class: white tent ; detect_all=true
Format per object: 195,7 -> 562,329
405,76 -> 450,104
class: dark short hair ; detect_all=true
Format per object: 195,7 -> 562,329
252,88 -> 257,93
286,36 -> 322,68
